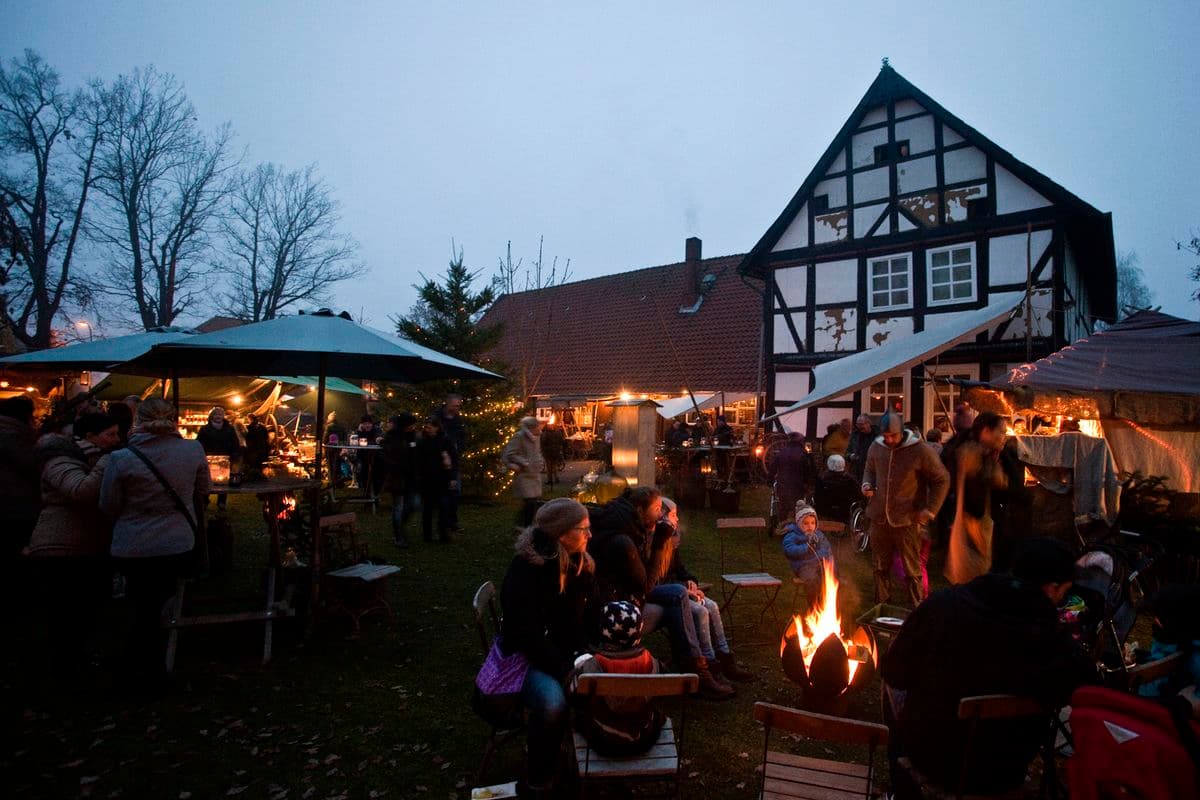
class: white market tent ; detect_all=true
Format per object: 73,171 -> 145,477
764,292 -> 1025,422
655,391 -> 756,420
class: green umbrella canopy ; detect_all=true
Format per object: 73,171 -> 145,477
0,328 -> 198,371
91,374 -> 366,403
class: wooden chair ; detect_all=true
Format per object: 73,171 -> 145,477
899,694 -> 1056,800
717,517 -> 782,627
572,673 -> 699,798
319,512 -> 368,567
1124,651 -> 1184,693
471,581 -> 523,784
753,701 -> 889,800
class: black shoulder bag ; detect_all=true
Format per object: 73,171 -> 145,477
126,444 -> 208,574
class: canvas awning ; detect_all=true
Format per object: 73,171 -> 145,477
655,392 -> 756,419
764,292 -> 1025,422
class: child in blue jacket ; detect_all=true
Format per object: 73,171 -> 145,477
782,504 -> 834,610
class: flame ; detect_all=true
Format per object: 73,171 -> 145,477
786,560 -> 864,684
277,494 -> 297,520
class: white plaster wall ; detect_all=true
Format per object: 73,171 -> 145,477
895,114 -> 935,154
851,127 -> 889,168
853,166 -> 890,203
897,155 -> 937,193
775,370 -> 811,403
814,212 -> 848,244
772,203 -> 809,251
866,315 -> 914,348
998,289 -> 1054,339
942,123 -> 965,146
860,106 -> 887,127
773,313 -> 799,355
853,203 -> 887,238
945,184 -> 988,222
814,177 -> 847,208
988,230 -> 1052,285
826,148 -> 846,175
814,259 -> 858,304
898,215 -> 916,232
944,146 -> 987,183
776,265 -> 808,307
894,99 -> 926,118
812,307 -> 857,352
995,164 -> 1050,214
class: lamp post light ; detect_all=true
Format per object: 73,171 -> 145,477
75,320 -> 94,341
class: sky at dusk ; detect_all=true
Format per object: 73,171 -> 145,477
5,1 -> 1199,333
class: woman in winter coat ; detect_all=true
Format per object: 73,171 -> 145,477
27,412 -> 121,677
502,416 -> 544,527
379,413 -> 418,548
100,398 -> 209,688
499,498 -> 596,798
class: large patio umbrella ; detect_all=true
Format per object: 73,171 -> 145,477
122,309 -> 502,596
0,327 -> 199,371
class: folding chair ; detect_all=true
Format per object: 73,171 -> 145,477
899,694 -> 1057,800
471,581 -> 523,784
717,517 -> 782,628
753,701 -> 889,800
319,512 -> 368,567
572,673 -> 699,799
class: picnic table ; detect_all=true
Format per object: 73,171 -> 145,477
164,477 -> 319,670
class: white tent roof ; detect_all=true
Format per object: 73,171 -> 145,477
764,292 -> 1025,422
655,392 -> 756,419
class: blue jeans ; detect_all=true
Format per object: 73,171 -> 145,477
645,583 -> 702,666
521,667 -> 569,786
391,491 -> 417,538
690,596 -> 729,660
442,471 -> 461,530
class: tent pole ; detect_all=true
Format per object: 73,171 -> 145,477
171,368 -> 179,412
310,358 -> 327,615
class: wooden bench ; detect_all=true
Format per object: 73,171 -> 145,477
753,701 -> 888,800
324,563 -> 401,634
573,673 -> 698,798
717,517 -> 783,628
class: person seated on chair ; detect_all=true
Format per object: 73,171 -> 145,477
813,454 -> 861,523
568,600 -> 665,756
589,487 -> 734,700
499,498 -> 597,799
657,498 -> 755,686
781,505 -> 834,612
881,537 -> 1096,798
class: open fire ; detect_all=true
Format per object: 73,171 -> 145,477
780,560 -> 875,711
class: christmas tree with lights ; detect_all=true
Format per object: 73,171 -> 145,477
386,248 -> 521,499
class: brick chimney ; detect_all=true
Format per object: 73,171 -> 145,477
685,236 -> 702,293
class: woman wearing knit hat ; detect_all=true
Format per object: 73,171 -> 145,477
499,498 -> 596,797
501,416 -> 545,528
781,504 -> 834,612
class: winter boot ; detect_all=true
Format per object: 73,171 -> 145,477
694,656 -> 735,700
717,649 -> 757,682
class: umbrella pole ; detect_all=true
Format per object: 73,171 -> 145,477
311,359 -> 327,614
171,368 -> 179,412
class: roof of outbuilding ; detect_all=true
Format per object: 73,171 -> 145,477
479,253 -> 764,397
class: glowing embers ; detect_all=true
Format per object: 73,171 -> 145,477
780,560 -> 875,712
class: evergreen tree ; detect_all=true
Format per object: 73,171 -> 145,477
387,248 -> 520,498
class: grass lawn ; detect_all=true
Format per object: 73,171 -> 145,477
5,476 -> 930,799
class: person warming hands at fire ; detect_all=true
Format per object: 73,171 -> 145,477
782,504 -> 834,613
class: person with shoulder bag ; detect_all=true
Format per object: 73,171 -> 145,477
100,398 -> 209,690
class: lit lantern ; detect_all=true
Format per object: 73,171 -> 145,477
607,397 -> 660,488
207,455 -> 231,485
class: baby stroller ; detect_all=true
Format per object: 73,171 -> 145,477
1066,530 -> 1163,680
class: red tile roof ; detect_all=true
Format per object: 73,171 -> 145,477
479,253 -> 764,397
195,315 -> 249,333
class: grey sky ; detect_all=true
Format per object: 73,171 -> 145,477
5,1 -> 1199,331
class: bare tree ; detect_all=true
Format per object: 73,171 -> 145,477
490,236 -> 572,398
1115,250 -> 1153,317
1179,233 -> 1200,305
90,66 -> 233,329
0,50 -> 103,349
218,162 -> 362,321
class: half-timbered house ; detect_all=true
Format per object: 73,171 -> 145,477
740,63 -> 1116,436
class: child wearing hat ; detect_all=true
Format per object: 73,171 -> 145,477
568,600 -> 666,756
782,504 -> 835,610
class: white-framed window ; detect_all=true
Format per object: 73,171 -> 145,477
866,374 -> 907,416
868,254 -> 912,312
926,243 -> 976,306
924,365 -> 978,432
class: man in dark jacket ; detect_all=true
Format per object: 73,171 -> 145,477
882,537 -> 1095,797
196,406 -> 242,509
845,414 -> 877,481
862,409 -> 949,606
380,413 -> 418,547
768,432 -> 812,528
430,393 -> 466,533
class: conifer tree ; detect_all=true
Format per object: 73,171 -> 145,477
388,248 -> 520,498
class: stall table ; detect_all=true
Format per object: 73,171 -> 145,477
164,478 -> 319,671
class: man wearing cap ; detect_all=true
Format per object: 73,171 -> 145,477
862,408 -> 949,607
882,538 -> 1095,797
846,414 -> 877,481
